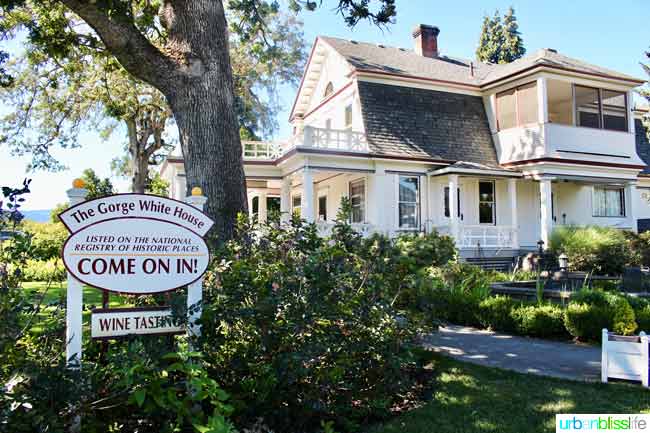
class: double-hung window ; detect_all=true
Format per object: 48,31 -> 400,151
344,105 -> 353,129
593,186 -> 625,217
398,176 -> 420,229
496,82 -> 538,130
478,181 -> 496,225
349,179 -> 365,223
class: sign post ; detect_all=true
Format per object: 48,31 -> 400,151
65,181 -> 88,369
60,186 -> 214,358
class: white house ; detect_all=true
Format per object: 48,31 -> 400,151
161,24 -> 650,259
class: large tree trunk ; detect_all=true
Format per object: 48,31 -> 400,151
61,0 -> 248,241
163,1 -> 247,241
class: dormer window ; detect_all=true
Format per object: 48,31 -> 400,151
324,82 -> 334,99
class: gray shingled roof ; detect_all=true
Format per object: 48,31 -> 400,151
320,37 -> 643,86
357,81 -> 499,165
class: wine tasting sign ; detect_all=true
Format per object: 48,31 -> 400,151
60,194 -> 214,294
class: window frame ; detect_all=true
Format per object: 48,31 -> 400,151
592,186 -> 626,218
495,81 -> 538,131
323,82 -> 334,99
344,104 -> 353,129
397,175 -> 421,230
291,194 -> 301,216
349,178 -> 366,224
317,193 -> 327,222
443,186 -> 461,218
478,180 -> 496,225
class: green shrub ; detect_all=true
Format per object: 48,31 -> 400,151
512,304 -> 568,339
478,296 -> 519,333
431,290 -> 482,327
200,211 -> 425,432
393,231 -> 456,270
564,290 -> 636,341
430,262 -> 493,299
625,296 -> 650,333
549,226 -> 634,275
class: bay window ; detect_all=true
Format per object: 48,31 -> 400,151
349,179 -> 365,223
398,176 -> 420,229
593,186 -> 625,217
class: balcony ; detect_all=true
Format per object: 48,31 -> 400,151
242,126 -> 369,161
494,123 -> 642,166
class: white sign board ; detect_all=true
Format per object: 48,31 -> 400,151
59,194 -> 213,295
91,307 -> 184,339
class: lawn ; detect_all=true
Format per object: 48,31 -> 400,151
22,281 -> 127,333
370,356 -> 650,433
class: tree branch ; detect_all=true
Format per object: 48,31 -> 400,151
58,0 -> 180,93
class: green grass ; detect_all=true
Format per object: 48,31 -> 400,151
21,281 -> 127,333
369,356 -> 650,433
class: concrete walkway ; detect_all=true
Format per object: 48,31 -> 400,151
423,325 -> 601,381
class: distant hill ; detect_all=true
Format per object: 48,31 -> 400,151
21,210 -> 52,223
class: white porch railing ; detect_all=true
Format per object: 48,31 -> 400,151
242,127 -> 368,161
316,222 -> 375,237
436,225 -> 517,249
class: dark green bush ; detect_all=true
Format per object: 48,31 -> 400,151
564,290 -> 636,341
393,231 -> 456,270
478,296 -> 519,333
512,304 -> 568,339
549,226 -> 634,275
200,211 -> 426,432
431,290 -> 482,327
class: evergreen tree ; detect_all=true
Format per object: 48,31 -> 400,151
476,7 -> 525,64
500,7 -> 526,63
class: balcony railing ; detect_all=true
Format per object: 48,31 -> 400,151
242,126 -> 368,161
316,222 -> 375,237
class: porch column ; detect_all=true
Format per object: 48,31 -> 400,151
627,181 -> 638,232
301,167 -> 315,223
449,174 -> 460,243
258,191 -> 268,224
508,178 -> 519,249
539,178 -> 553,249
247,193 -> 255,220
280,177 -> 291,223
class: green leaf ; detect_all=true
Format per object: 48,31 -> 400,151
133,388 -> 146,407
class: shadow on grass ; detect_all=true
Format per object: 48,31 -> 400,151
368,355 -> 650,433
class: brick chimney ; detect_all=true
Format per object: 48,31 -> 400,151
412,24 -> 440,58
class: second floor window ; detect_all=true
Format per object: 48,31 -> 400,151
496,82 -> 538,130
344,105 -> 353,129
324,82 -> 334,99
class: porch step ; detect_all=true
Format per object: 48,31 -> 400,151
465,256 -> 516,272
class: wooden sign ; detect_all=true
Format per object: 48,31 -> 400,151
59,194 -> 213,294
91,307 -> 184,339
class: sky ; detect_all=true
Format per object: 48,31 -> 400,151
1,0 -> 649,211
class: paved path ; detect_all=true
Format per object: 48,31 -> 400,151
423,325 -> 601,381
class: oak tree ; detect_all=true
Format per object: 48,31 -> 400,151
0,0 -> 396,240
